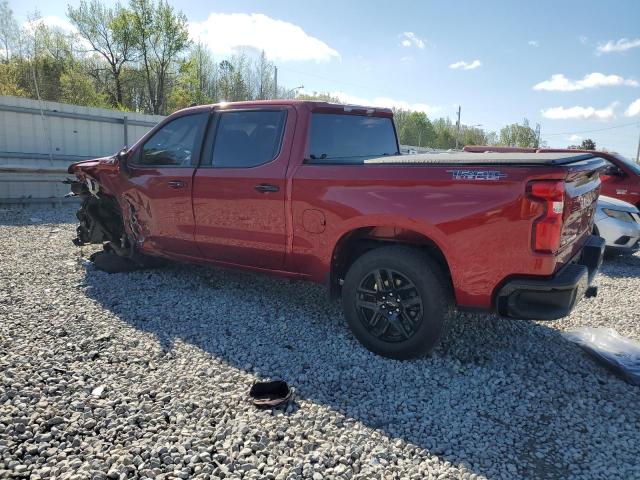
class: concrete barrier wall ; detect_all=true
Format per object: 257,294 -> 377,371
0,96 -> 165,203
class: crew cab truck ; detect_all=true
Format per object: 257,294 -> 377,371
68,101 -> 606,359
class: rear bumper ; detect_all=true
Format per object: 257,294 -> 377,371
495,235 -> 605,320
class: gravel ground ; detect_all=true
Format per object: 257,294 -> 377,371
1,205 -> 639,480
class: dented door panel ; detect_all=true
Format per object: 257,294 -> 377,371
121,167 -> 199,256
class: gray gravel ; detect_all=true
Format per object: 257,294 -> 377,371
1,205 -> 639,480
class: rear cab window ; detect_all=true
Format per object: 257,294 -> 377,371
306,113 -> 399,164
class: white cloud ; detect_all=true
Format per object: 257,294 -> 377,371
22,16 -> 95,53
533,73 -> 639,91
626,98 -> 640,117
449,59 -> 482,70
399,32 -> 425,49
596,38 -> 640,54
528,40 -> 539,47
23,16 -> 78,34
541,103 -> 618,120
568,134 -> 583,142
306,90 -> 441,116
188,13 -> 340,62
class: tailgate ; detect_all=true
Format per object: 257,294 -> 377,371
559,158 -> 605,259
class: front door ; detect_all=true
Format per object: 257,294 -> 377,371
600,161 -> 634,204
124,111 -> 209,256
192,107 -> 295,270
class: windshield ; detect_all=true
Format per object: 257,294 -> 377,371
307,113 -> 399,163
613,153 -> 640,175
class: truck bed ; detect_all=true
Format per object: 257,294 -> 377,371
365,152 -> 596,166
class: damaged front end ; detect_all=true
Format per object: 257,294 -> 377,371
66,176 -> 132,257
65,158 -> 165,272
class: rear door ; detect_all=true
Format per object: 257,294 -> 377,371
192,107 -> 295,269
124,111 -> 209,256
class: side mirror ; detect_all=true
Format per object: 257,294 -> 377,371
117,147 -> 130,175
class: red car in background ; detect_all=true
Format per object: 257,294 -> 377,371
465,146 -> 640,208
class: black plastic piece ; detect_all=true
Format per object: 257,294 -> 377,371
249,380 -> 292,408
614,235 -> 631,246
496,235 -> 605,320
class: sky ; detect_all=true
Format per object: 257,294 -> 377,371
10,0 -> 640,158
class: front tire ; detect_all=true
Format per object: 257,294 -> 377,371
341,246 -> 452,359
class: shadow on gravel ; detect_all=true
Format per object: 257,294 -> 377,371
82,261 -> 639,480
600,253 -> 640,278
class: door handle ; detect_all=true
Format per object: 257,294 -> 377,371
168,180 -> 187,189
254,183 -> 280,193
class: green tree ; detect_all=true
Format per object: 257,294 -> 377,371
130,0 -> 190,114
399,111 -> 435,147
166,44 -> 217,111
580,138 -> 596,150
60,67 -> 108,107
0,61 -> 26,95
67,0 -> 136,107
499,119 -> 538,147
459,125 -> 489,147
432,118 -> 457,149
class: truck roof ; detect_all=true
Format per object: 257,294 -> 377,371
365,151 -> 597,166
177,99 -> 393,116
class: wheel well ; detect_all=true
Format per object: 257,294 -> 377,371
329,226 -> 453,300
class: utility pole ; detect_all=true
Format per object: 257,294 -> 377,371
274,66 -> 278,99
535,123 -> 541,149
636,125 -> 640,163
454,105 -> 461,150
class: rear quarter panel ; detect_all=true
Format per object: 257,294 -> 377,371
291,164 -> 569,309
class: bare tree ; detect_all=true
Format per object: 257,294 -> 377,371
0,0 -> 19,62
67,0 -> 136,106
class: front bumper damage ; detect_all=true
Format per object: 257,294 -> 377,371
495,235 -> 605,320
66,178 -> 130,255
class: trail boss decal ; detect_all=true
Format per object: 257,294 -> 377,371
447,169 -> 508,181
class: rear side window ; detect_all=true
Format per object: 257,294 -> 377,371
210,110 -> 286,168
307,113 -> 398,164
136,113 -> 207,167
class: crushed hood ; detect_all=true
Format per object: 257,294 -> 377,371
67,156 -> 116,174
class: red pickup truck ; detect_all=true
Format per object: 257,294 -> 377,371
68,100 -> 605,359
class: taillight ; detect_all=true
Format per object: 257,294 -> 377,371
527,180 -> 565,253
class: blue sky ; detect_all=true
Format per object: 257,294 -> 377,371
11,0 -> 640,158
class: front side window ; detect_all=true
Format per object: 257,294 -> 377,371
307,113 -> 399,164
135,113 -> 207,167
210,110 -> 286,168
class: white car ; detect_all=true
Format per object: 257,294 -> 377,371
594,195 -> 640,254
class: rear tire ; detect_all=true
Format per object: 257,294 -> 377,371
341,245 -> 452,359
